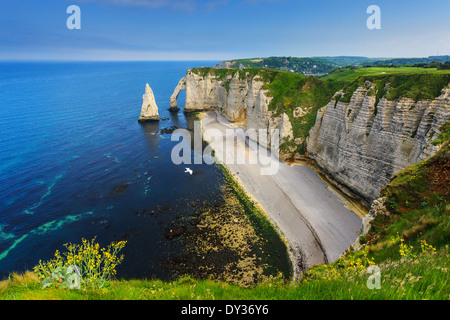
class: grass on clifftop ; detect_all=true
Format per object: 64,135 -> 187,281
1,246 -> 448,300
322,66 -> 450,103
263,71 -> 343,154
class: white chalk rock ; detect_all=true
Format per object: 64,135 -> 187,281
138,83 -> 159,122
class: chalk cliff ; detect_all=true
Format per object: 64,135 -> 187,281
306,83 -> 450,205
170,68 -> 294,154
138,83 -> 159,122
170,68 -> 449,206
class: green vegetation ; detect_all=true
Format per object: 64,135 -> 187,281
218,164 -> 292,279
263,71 -> 343,153
320,66 -> 448,82
356,55 -> 450,67
215,56 -> 450,75
361,135 -> 449,266
432,122 -> 450,146
1,247 -> 447,300
216,57 -> 341,75
33,238 -> 126,290
439,62 -> 450,70
323,67 -> 450,103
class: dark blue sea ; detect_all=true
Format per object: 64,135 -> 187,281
0,61 -> 225,280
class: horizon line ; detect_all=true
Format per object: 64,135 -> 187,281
1,54 -> 449,63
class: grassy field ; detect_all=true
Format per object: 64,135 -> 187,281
321,66 -> 450,82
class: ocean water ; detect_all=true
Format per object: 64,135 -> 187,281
0,61 -> 225,280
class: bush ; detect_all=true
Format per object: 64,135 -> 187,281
33,237 -> 126,290
438,62 -> 450,70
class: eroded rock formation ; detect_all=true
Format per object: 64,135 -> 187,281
169,77 -> 186,112
306,83 -> 450,205
170,69 -> 294,153
138,83 -> 159,122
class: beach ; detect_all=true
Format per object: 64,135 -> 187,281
201,110 -> 362,277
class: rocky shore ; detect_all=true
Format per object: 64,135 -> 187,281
160,174 -> 291,287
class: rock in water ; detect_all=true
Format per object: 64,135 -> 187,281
138,83 -> 160,122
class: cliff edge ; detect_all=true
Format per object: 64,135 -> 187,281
307,81 -> 450,206
170,67 -> 450,208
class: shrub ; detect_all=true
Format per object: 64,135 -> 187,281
33,237 -> 126,290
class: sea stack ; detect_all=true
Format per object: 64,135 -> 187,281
138,83 -> 160,122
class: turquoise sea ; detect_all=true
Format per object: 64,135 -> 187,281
0,61 -> 226,280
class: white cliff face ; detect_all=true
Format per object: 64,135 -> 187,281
138,83 -> 159,122
184,69 -> 222,113
172,68 -> 267,122
306,83 -> 450,205
280,113 -> 294,142
246,89 -> 271,148
171,69 -> 294,156
225,72 -> 249,121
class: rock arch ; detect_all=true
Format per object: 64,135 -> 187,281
169,77 -> 186,112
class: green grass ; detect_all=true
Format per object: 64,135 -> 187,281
262,71 -> 343,153
321,66 -> 450,82
322,66 -> 450,103
360,135 -> 450,267
432,122 -> 450,146
1,246 -> 448,300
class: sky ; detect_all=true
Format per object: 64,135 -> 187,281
0,0 -> 449,61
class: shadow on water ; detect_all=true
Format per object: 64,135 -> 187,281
138,120 -> 161,152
